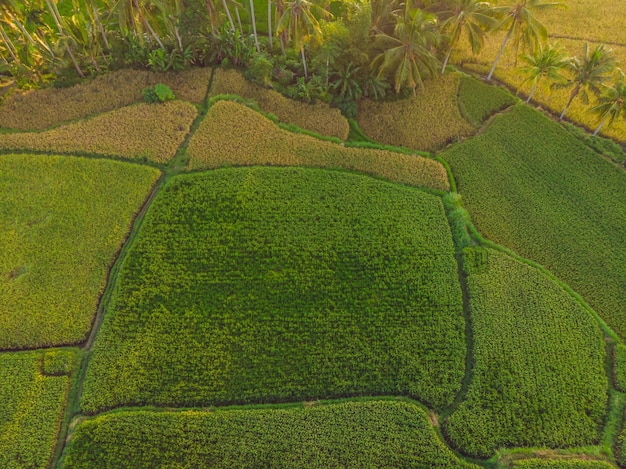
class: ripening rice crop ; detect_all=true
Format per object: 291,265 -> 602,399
356,73 -> 475,151
0,349 -> 77,469
0,68 -> 210,131
457,76 -> 517,127
62,400 -> 478,469
443,248 -> 607,458
186,100 -> 449,191
210,68 -> 349,139
0,101 -> 197,163
442,104 -> 626,341
0,154 -> 160,349
80,167 -> 465,413
452,32 -> 626,143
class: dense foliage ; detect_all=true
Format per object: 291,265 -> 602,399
0,68 -> 210,131
443,248 -> 607,458
81,168 -> 465,413
457,75 -> 517,127
0,154 -> 160,348
186,100 -> 450,190
442,104 -> 626,340
0,101 -> 197,164
210,68 -> 350,139
62,400 -> 477,468
0,350 -> 75,469
356,74 -> 474,151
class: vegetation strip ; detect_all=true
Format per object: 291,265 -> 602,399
60,400 -> 478,468
186,100 -> 450,191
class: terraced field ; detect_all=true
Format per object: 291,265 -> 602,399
0,64 -> 624,468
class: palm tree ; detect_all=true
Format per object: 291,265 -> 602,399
43,0 -> 85,77
439,0 -> 496,74
518,42 -> 569,103
558,43 -> 617,120
276,0 -> 328,79
486,0 -> 563,81
248,0 -> 260,53
372,6 -> 440,94
590,70 -> 626,136
268,0 -> 273,48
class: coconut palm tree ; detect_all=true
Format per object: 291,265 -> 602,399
558,43 -> 617,120
439,0 -> 496,73
518,42 -> 569,102
372,6 -> 440,94
590,70 -> 626,136
276,0 -> 328,79
248,0 -> 260,53
43,0 -> 85,77
486,0 -> 563,81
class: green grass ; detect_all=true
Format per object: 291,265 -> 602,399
457,76 -> 517,127
0,154 -> 160,349
614,345 -> 626,392
510,460 -> 616,468
81,167 -> 465,413
443,248 -> 607,458
62,400 -> 478,468
0,349 -> 77,469
442,104 -> 626,341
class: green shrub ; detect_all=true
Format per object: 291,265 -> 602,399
187,100 -> 450,191
457,75 -> 517,127
81,168 -> 465,413
0,350 -> 75,468
142,83 -> 175,103
0,101 -> 197,163
443,104 -> 626,341
62,401 -> 478,468
443,249 -> 607,458
0,155 -> 160,349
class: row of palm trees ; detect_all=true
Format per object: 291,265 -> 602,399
0,0 -> 624,132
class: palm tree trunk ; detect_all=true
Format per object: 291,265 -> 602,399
593,117 -> 607,136
9,13 -> 36,46
0,25 -> 18,63
44,0 -> 85,78
206,0 -> 218,35
560,84 -> 580,120
90,1 -> 110,50
441,23 -> 460,74
301,44 -> 308,79
235,7 -> 244,36
249,0 -> 260,53
222,0 -> 236,32
268,0 -> 273,49
133,0 -> 165,49
487,22 -> 514,81
526,81 -> 537,103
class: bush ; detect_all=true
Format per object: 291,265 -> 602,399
0,155 -> 160,349
187,100 -> 449,191
443,104 -> 626,341
63,401 -> 478,468
0,101 -> 197,164
142,84 -> 175,104
80,168 -> 465,413
443,249 -> 607,458
210,68 -> 349,139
